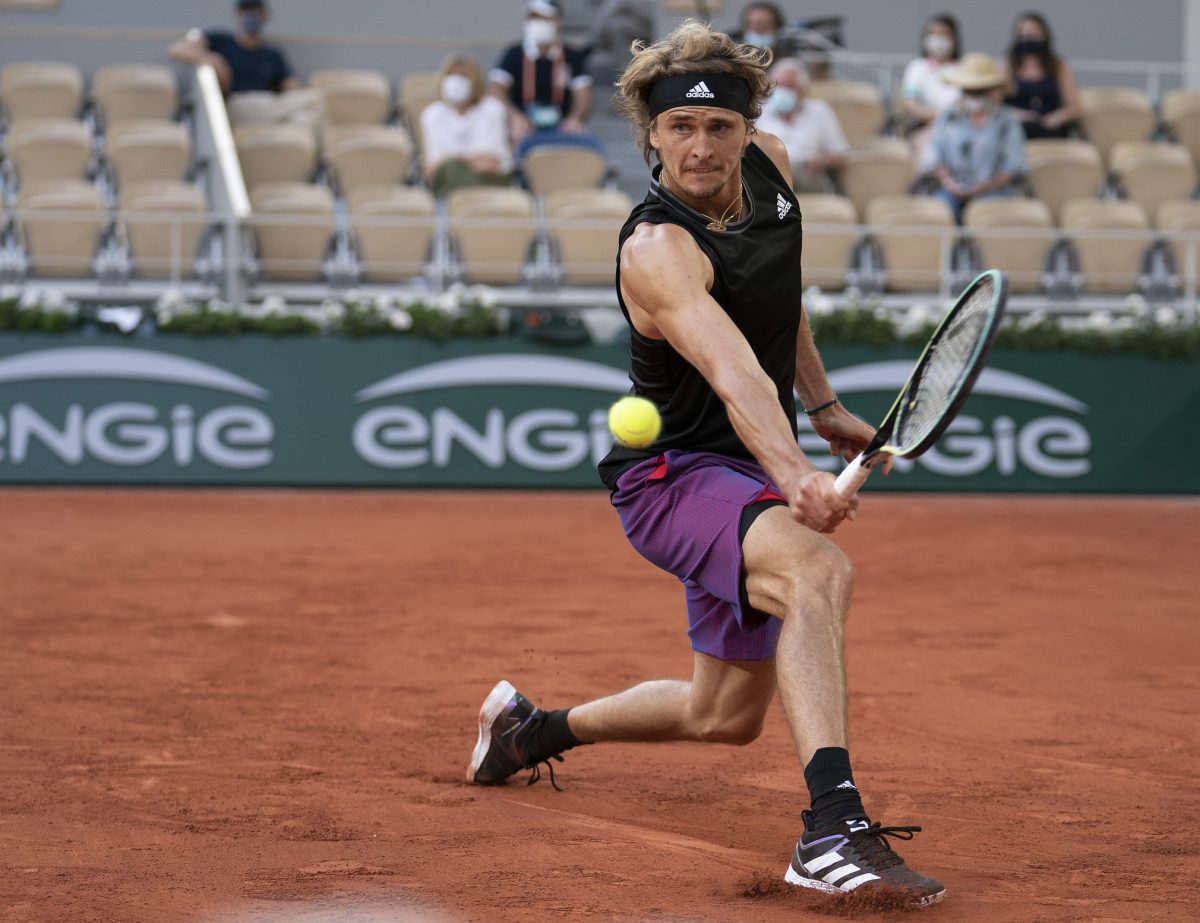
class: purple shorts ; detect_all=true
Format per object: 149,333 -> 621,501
610,450 -> 786,661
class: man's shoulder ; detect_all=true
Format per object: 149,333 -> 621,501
564,44 -> 590,71
204,30 -> 236,49
496,42 -> 523,71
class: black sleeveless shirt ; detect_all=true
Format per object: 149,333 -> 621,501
598,142 -> 804,489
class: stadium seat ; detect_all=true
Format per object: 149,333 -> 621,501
522,145 -> 608,196
1079,86 -> 1156,166
963,198 -> 1054,294
839,137 -> 915,220
310,69 -> 392,125
234,123 -> 318,192
118,180 -> 207,279
865,194 -> 955,292
0,62 -> 84,123
447,187 -> 536,285
1061,198 -> 1150,294
1161,88 -> 1200,169
324,124 -> 413,195
1109,141 -> 1197,218
546,187 -> 632,285
249,182 -> 336,281
808,79 -> 885,146
1024,139 -> 1105,224
16,180 -> 104,277
348,185 -> 435,282
398,72 -> 439,148
1154,199 -> 1200,280
92,64 -> 178,125
7,119 -> 92,185
794,194 -> 857,290
105,120 -> 191,189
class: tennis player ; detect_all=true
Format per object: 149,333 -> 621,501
468,20 -> 944,905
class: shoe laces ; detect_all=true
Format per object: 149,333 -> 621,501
525,753 -> 565,791
847,822 -> 922,872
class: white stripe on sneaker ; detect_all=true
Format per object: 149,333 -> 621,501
804,851 -> 845,873
840,872 -> 882,890
823,863 -> 860,884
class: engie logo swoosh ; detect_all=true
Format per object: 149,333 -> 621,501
356,355 -> 631,403
0,347 -> 271,400
825,361 -> 1088,414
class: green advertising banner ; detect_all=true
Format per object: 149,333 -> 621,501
0,333 -> 1196,492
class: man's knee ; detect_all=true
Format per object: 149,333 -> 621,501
784,540 -> 855,617
687,705 -> 766,745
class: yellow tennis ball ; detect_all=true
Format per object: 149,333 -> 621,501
608,396 -> 662,448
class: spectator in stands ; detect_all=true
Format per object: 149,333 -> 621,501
731,3 -> 834,80
585,0 -> 655,83
929,53 -> 1027,223
169,1 -> 323,128
1003,11 -> 1081,140
420,55 -> 514,198
756,58 -> 848,193
489,0 -> 603,160
900,13 -> 962,169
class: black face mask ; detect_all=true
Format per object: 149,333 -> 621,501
1014,38 -> 1046,57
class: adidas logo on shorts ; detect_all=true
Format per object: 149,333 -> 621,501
777,192 -> 792,219
686,80 -> 716,99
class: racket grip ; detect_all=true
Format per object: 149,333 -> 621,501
834,453 -> 873,498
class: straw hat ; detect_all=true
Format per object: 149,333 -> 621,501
943,53 -> 1007,91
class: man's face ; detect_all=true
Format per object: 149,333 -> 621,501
650,107 -> 750,200
236,4 -> 269,36
744,8 -> 779,37
774,68 -> 806,102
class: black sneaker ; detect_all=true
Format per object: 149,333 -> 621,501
466,680 -> 564,789
785,811 -> 945,906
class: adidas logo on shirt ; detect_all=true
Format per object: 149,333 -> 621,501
777,192 -> 792,219
685,80 -> 715,99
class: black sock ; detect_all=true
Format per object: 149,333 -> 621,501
519,708 -> 583,765
804,746 -> 867,829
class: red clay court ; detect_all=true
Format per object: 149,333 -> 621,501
1,489 -> 1197,922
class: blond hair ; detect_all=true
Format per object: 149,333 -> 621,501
614,20 -> 773,164
436,53 -> 485,106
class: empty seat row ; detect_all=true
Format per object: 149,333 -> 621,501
0,62 -> 178,127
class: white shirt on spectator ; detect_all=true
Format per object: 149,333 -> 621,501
902,57 -> 961,113
420,96 -> 513,174
755,97 -> 849,168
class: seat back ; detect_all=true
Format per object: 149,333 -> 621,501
249,183 -> 336,281
1024,139 -> 1104,224
522,145 -> 608,197
0,62 -> 84,122
794,194 -> 857,290
348,185 -> 436,282
324,125 -> 413,194
17,180 -> 104,277
1109,141 -> 1197,219
865,194 -> 955,292
234,124 -> 318,192
8,119 -> 92,185
963,198 -> 1054,294
447,187 -> 536,284
1161,88 -> 1200,169
119,180 -> 207,279
1079,86 -> 1156,165
92,64 -> 178,125
546,188 -> 632,285
310,69 -> 392,125
808,80 -> 884,145
1061,198 -> 1150,294
1156,199 -> 1200,278
398,72 -> 439,148
106,120 -> 192,188
839,137 -> 914,219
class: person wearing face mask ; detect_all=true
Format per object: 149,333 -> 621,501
900,13 -> 962,169
928,53 -> 1027,224
489,0 -> 604,160
169,0 -> 298,96
420,55 -> 514,198
1002,11 -> 1080,140
755,58 -> 848,193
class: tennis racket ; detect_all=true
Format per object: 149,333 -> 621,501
834,269 -> 1009,499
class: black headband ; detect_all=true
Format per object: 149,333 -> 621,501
646,73 -> 754,120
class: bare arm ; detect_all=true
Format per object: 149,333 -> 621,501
1042,61 -> 1081,130
562,83 -> 592,132
168,31 -> 233,93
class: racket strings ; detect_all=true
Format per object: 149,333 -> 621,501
893,285 -> 994,449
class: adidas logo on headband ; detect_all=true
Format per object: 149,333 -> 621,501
686,81 -> 716,99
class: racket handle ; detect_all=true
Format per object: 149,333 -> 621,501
834,453 -> 873,498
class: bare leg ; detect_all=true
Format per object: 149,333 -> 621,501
742,505 -> 855,765
567,651 -> 776,745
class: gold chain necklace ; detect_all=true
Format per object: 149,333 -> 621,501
661,171 -> 743,232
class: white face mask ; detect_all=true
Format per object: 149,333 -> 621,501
769,86 -> 799,114
924,33 -> 953,60
743,30 -> 776,48
441,73 -> 472,105
524,18 -> 558,47
962,93 -> 990,113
